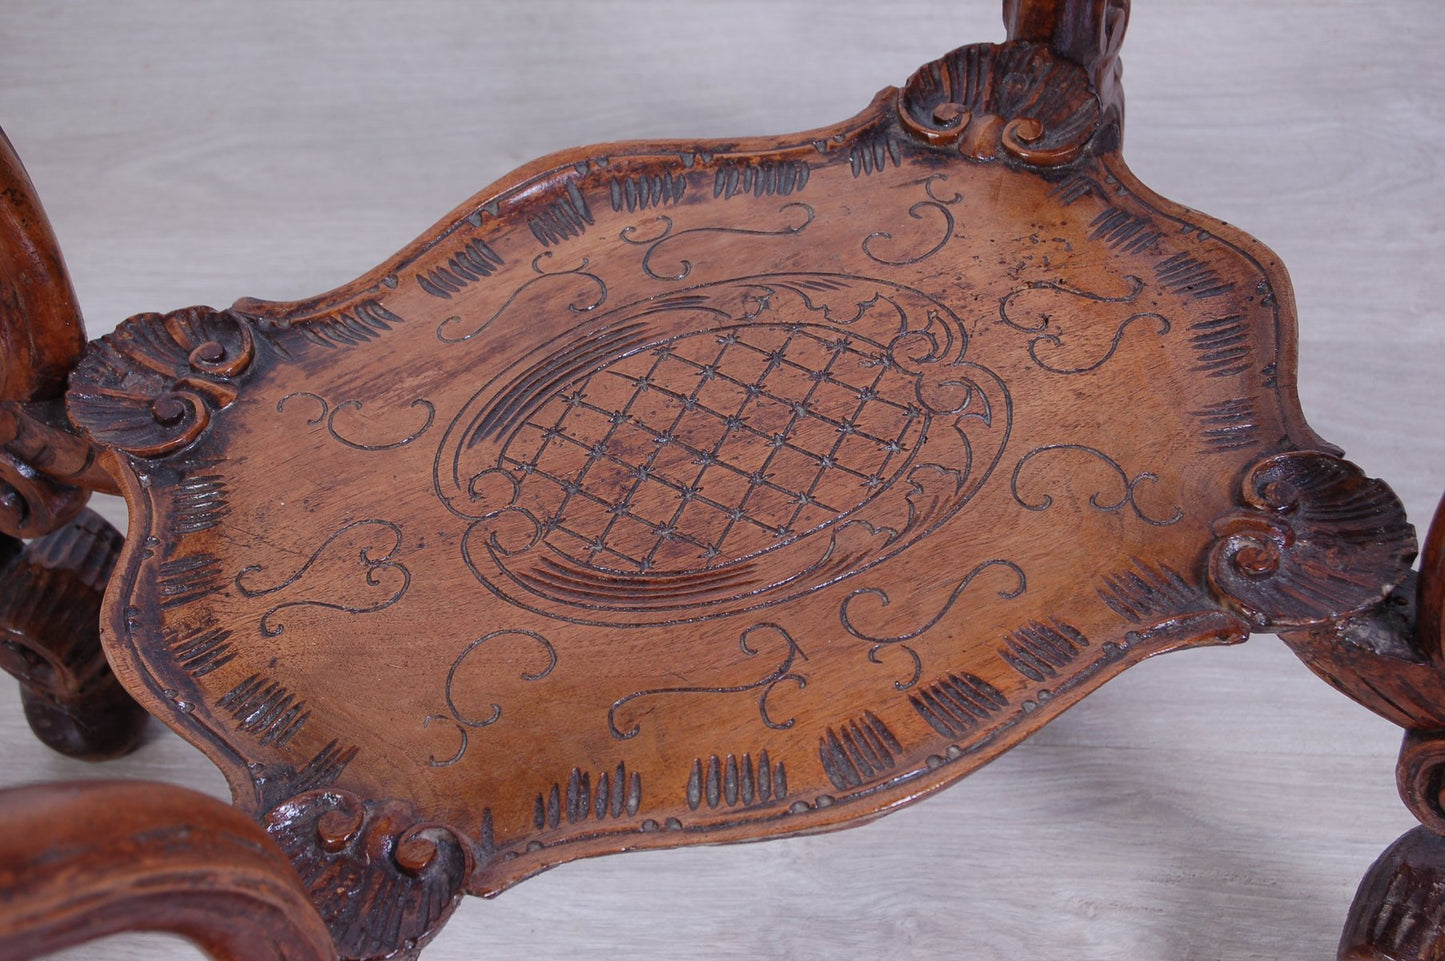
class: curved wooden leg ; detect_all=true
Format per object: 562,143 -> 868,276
0,508 -> 147,758
0,780 -> 336,961
1340,825 -> 1445,961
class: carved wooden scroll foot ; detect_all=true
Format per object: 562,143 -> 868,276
0,780 -> 336,961
1340,826 -> 1445,961
1269,490 -> 1445,958
0,508 -> 147,759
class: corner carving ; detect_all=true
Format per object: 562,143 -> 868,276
897,42 -> 1102,165
67,306 -> 257,458
264,790 -> 471,961
1207,451 -> 1415,630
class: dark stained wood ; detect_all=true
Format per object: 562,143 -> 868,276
0,0 -> 1433,957
0,125 -> 111,539
0,779 -> 336,961
1340,825 -> 1445,961
0,507 -> 147,759
0,126 -> 84,406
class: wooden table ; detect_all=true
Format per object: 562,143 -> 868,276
0,2 -> 1441,958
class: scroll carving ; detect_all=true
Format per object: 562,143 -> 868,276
898,42 -> 1103,165
265,790 -> 470,961
67,306 -> 257,457
1208,452 -> 1415,630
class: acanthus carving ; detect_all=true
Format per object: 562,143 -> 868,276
67,305 -> 257,458
898,41 -> 1102,165
264,789 -> 471,961
1208,452 -> 1415,630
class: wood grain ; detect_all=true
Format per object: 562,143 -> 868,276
0,2 -> 1440,959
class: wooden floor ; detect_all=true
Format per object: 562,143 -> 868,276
2,2 -> 1442,958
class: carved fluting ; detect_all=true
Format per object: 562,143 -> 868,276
909,671 -> 1008,739
1208,452 -> 1416,629
1090,208 -> 1161,253
1000,619 -> 1090,681
610,172 -> 687,212
534,762 -> 640,829
1339,826 -> 1445,961
686,751 -> 785,810
818,712 -> 903,791
253,739 -> 359,812
265,790 -> 470,961
898,42 -> 1101,165
271,300 -> 404,350
0,509 -> 146,759
67,305 -> 257,457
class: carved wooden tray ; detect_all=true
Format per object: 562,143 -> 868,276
60,6 -> 1416,958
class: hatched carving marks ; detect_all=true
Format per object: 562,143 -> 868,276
611,172 -> 688,212
172,474 -> 231,534
417,238 -> 505,299
218,673 -> 309,748
687,751 -> 787,810
848,128 -> 901,177
233,519 -> 410,637
534,763 -> 641,829
1187,315 -> 1252,377
909,671 -> 1008,739
1000,619 -> 1090,681
818,711 -> 903,791
1191,397 -> 1261,454
529,178 -> 594,246
1010,445 -> 1183,527
713,161 -> 809,200
163,621 -> 236,678
608,622 -> 806,740
157,554 -> 223,610
1097,559 -> 1206,623
1155,252 -> 1236,300
283,300 -> 403,350
438,274 -> 1010,627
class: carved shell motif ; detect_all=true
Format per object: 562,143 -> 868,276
67,306 -> 256,458
898,42 -> 1102,164
1208,452 -> 1416,629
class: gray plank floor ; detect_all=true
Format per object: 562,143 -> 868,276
1,2 -> 1441,958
